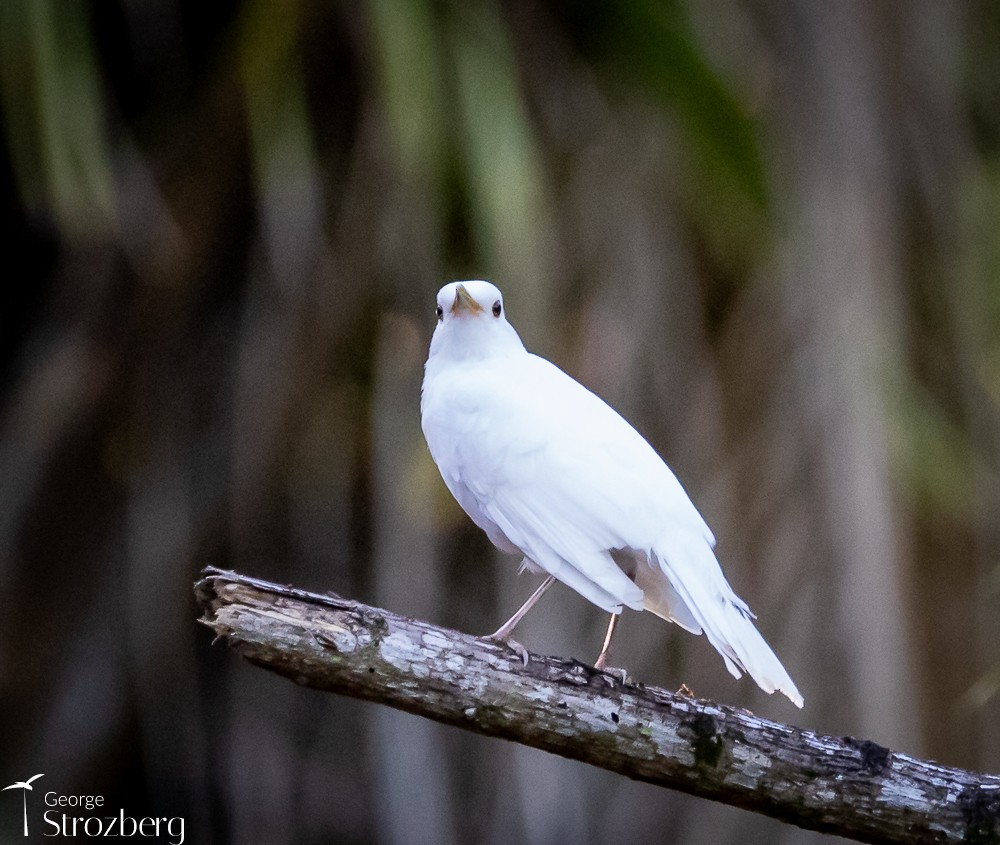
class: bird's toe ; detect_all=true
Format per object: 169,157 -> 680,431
481,634 -> 530,667
594,661 -> 629,684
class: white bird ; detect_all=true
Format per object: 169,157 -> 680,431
420,280 -> 803,707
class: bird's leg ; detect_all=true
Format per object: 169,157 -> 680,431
593,612 -> 619,670
488,575 -> 555,640
594,612 -> 630,683
484,575 -> 556,665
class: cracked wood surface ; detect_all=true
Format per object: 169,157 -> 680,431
194,568 -> 1000,844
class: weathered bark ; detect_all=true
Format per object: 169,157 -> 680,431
194,568 -> 1000,844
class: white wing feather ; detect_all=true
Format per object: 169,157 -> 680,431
423,352 -> 708,601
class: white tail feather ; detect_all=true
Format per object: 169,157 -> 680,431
648,537 -> 803,708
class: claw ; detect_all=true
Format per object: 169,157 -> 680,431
597,663 -> 629,684
482,634 -> 530,667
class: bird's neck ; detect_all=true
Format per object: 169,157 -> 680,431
427,323 -> 526,365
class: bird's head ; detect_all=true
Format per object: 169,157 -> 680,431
428,280 -> 525,361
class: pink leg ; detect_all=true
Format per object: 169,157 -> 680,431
594,612 -> 619,670
488,575 -> 556,640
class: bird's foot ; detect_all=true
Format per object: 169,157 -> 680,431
594,656 -> 629,684
481,634 -> 530,667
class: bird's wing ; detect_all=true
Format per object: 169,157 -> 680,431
425,352 -> 713,612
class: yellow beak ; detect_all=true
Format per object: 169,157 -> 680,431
452,284 -> 484,315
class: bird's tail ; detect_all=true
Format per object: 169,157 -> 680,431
648,535 -> 803,708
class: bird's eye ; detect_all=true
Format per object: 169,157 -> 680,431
492,300 -> 502,318
435,304 -> 444,321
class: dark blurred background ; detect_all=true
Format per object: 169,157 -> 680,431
2,1 -> 999,843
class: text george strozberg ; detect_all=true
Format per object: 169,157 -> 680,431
42,792 -> 184,844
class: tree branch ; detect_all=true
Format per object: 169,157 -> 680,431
194,568 -> 1000,844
